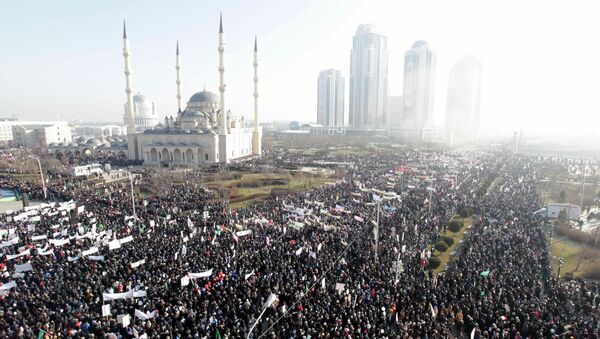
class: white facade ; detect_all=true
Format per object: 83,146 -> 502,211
317,69 -> 344,127
402,41 -> 436,133
123,93 -> 160,131
73,124 -> 126,138
349,25 -> 388,130
386,95 -> 403,128
446,56 -> 483,142
122,15 -> 261,165
11,121 -> 72,147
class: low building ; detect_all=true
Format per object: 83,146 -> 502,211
11,121 -> 72,147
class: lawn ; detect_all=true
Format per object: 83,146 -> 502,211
432,216 -> 473,274
548,234 -> 600,280
204,172 -> 330,209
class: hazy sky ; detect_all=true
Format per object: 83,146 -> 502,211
1,0 -> 599,135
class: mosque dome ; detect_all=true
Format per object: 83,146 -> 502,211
186,90 -> 220,113
188,90 -> 218,104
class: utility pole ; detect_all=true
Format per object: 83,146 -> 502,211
120,169 -> 136,218
28,155 -> 47,199
375,200 -> 380,262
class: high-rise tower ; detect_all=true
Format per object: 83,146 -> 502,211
445,56 -> 482,141
402,40 -> 436,135
317,69 -> 345,127
349,24 -> 388,130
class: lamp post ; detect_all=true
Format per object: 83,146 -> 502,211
556,256 -> 564,285
119,169 -> 136,218
28,155 -> 46,199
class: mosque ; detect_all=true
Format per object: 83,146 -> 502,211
123,14 -> 262,164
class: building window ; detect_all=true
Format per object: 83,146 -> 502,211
205,154 -> 209,161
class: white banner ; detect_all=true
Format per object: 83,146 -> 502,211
0,281 -> 17,291
38,249 -> 54,256
187,269 -> 213,279
15,262 -> 33,273
235,230 -> 252,237
81,247 -> 99,257
0,237 -> 20,249
244,270 -> 255,280
103,290 -> 147,301
87,255 -> 105,261
134,309 -> 157,320
131,259 -> 145,268
6,249 -> 30,261
49,238 -> 70,247
120,235 -> 134,244
32,235 -> 47,241
102,304 -> 111,317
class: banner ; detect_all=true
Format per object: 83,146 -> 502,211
32,235 -> 47,241
187,269 -> 213,279
103,290 -> 147,301
102,304 -> 111,317
0,281 -> 17,291
15,262 -> 33,273
49,239 -> 70,247
87,255 -> 105,261
0,237 -> 20,249
135,309 -> 157,320
244,270 -> 255,280
235,230 -> 252,237
81,247 -> 99,257
38,249 -> 54,256
6,249 -> 30,261
131,259 -> 145,268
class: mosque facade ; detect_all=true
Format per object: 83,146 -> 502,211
123,14 -> 262,165
123,93 -> 160,131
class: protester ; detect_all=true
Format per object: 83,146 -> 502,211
0,148 -> 595,338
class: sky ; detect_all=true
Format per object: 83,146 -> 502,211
1,0 -> 599,136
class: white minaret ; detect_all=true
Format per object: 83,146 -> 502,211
218,13 -> 227,135
175,41 -> 182,114
123,21 -> 135,133
252,36 -> 262,156
123,20 -> 138,160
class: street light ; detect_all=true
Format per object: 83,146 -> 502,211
119,169 -> 136,218
28,155 -> 47,199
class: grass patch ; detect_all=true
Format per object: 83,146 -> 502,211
432,216 -> 473,274
204,172 -> 330,209
549,235 -> 600,280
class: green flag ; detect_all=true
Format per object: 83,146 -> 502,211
37,329 -> 46,339
216,329 -> 222,339
480,270 -> 490,277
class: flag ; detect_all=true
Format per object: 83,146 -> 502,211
216,329 -> 222,339
37,330 -> 46,339
480,270 -> 491,277
373,194 -> 382,202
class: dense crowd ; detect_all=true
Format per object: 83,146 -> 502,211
0,147 -> 598,338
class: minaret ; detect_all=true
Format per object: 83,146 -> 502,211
123,21 -> 135,133
175,41 -> 182,115
252,36 -> 262,156
123,20 -> 138,160
218,13 -> 227,134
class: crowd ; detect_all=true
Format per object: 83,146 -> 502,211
0,147 -> 598,338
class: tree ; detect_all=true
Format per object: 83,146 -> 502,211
559,190 -> 566,203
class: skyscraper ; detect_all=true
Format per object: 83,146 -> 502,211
445,56 -> 483,141
349,24 -> 388,130
386,95 -> 403,128
401,41 -> 436,135
317,69 -> 345,127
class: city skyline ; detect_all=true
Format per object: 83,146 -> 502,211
2,0 -> 600,135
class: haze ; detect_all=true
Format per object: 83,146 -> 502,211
1,0 -> 598,136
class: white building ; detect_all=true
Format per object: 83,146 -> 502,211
73,124 -> 127,138
399,40 -> 436,140
0,119 -> 72,146
123,93 -> 160,131
123,15 -> 261,165
446,56 -> 483,143
12,121 -> 72,147
317,69 -> 344,127
349,24 -> 388,130
386,95 -> 403,128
